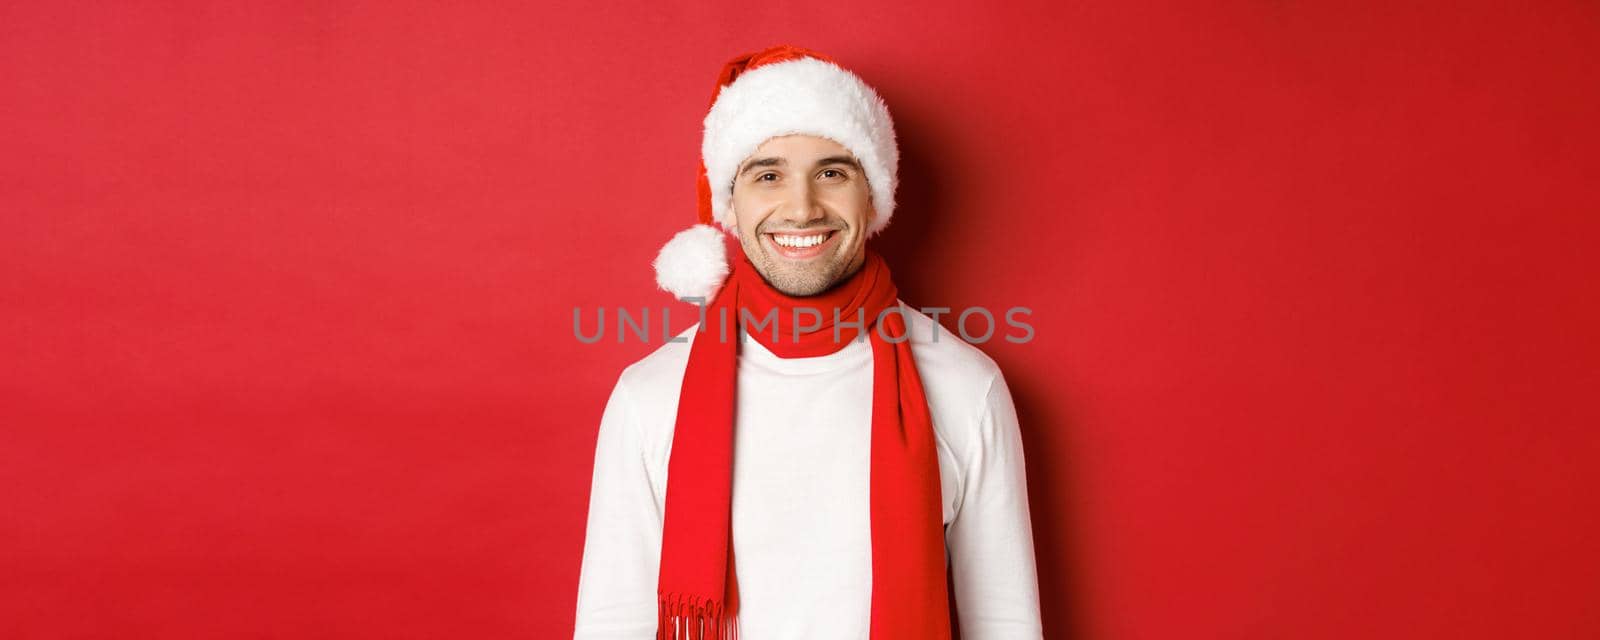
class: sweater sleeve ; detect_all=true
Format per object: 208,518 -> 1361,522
573,372 -> 662,639
945,370 -> 1045,639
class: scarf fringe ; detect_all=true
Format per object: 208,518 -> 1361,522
657,592 -> 738,640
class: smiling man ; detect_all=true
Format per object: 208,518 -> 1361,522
734,134 -> 870,295
573,45 -> 1043,640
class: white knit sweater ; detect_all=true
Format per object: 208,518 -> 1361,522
574,303 -> 1044,639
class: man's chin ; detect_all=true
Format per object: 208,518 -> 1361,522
741,238 -> 846,294
765,262 -> 845,296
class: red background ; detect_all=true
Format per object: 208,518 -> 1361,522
4,2 -> 1597,638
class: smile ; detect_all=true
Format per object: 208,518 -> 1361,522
764,229 -> 840,260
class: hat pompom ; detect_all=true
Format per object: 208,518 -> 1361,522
653,223 -> 730,301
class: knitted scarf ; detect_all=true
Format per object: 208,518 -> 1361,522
655,243 -> 951,639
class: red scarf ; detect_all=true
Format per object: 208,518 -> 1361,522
655,243 -> 951,639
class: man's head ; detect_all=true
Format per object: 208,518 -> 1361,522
730,134 -> 874,296
652,46 -> 900,302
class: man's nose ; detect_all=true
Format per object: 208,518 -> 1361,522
777,181 -> 826,224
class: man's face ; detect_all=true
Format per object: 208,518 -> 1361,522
730,134 -> 874,297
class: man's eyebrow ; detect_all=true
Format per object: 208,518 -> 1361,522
738,155 -> 863,177
738,156 -> 785,177
815,155 -> 863,171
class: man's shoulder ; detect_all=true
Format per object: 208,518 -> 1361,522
899,302 -> 1004,389
895,302 -> 1017,495
613,322 -> 698,400
897,302 -> 1009,437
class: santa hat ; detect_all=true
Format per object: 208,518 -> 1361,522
652,45 -> 900,301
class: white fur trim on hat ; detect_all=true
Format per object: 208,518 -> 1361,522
653,223 -> 729,301
701,56 -> 899,237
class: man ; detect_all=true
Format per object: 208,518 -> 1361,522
574,45 -> 1043,640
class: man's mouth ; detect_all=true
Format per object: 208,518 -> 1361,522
763,229 -> 840,260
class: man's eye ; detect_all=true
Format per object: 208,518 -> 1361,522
756,173 -> 777,182
820,169 -> 846,180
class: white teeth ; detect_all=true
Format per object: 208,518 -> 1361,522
772,233 -> 827,248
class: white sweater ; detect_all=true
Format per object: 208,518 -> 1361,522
573,302 -> 1044,639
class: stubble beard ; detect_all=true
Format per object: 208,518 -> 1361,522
739,224 -> 855,297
